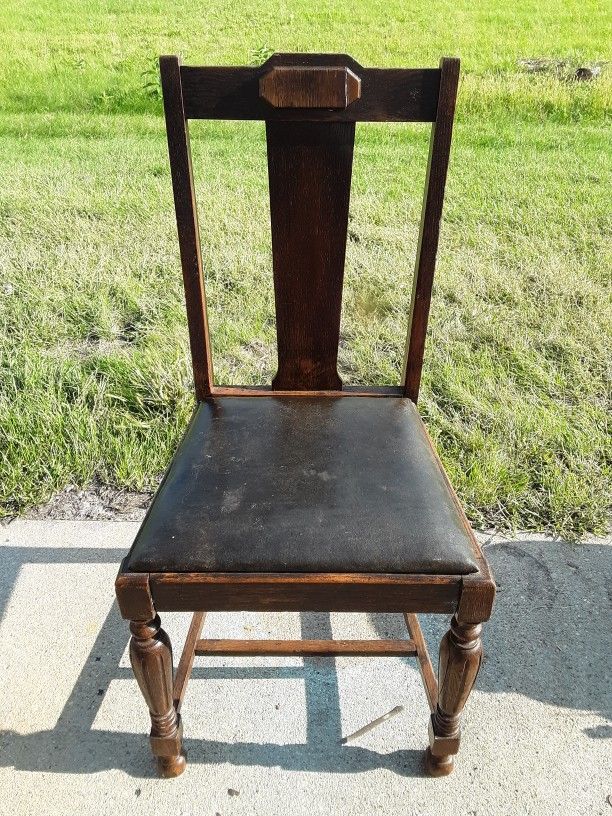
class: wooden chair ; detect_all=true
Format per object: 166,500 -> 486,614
115,52 -> 495,779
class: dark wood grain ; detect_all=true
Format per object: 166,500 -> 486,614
149,572 -> 462,613
129,615 -> 186,777
115,567 -> 154,620
181,53 -> 439,122
267,120 -> 354,389
404,613 -> 438,711
209,385 -> 404,397
116,52 -> 496,780
426,615 -> 482,776
194,638 -> 417,657
172,611 -> 205,711
458,573 -> 497,624
403,57 -> 460,402
260,66 -> 361,109
160,55 -> 213,399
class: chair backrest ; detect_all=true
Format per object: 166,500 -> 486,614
160,52 -> 459,402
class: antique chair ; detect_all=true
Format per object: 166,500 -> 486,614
115,52 -> 495,779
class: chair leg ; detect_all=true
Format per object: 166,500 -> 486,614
129,615 -> 186,778
425,614 -> 483,777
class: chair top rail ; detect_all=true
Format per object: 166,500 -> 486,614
179,53 -> 440,122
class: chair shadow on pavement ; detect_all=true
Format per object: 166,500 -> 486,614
0,537 -> 610,778
369,538 -> 612,729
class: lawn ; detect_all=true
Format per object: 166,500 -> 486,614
0,0 -> 610,537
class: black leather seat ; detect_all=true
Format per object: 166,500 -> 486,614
125,397 -> 479,575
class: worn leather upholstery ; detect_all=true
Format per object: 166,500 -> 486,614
125,397 -> 479,575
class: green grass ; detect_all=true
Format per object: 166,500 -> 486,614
0,1 -> 610,537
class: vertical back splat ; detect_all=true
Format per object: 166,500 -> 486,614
267,121 -> 355,390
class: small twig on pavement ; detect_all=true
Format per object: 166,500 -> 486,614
340,705 -> 404,744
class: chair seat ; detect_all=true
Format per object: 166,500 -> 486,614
124,396 -> 479,576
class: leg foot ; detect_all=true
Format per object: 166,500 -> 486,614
424,747 -> 454,777
129,615 -> 186,778
157,754 -> 187,778
427,614 -> 483,775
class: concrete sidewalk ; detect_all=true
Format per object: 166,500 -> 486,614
0,520 -> 610,815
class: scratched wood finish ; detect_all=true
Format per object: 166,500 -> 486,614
260,66 -> 361,109
267,120 -> 355,389
149,571 -> 462,613
403,57 -> 460,402
160,55 -> 213,400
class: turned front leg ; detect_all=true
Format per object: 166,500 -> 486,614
426,614 -> 482,776
130,615 -> 186,778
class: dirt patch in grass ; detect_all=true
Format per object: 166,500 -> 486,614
518,58 -> 606,81
25,481 -> 153,521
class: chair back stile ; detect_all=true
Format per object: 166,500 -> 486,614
159,53 -> 459,400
